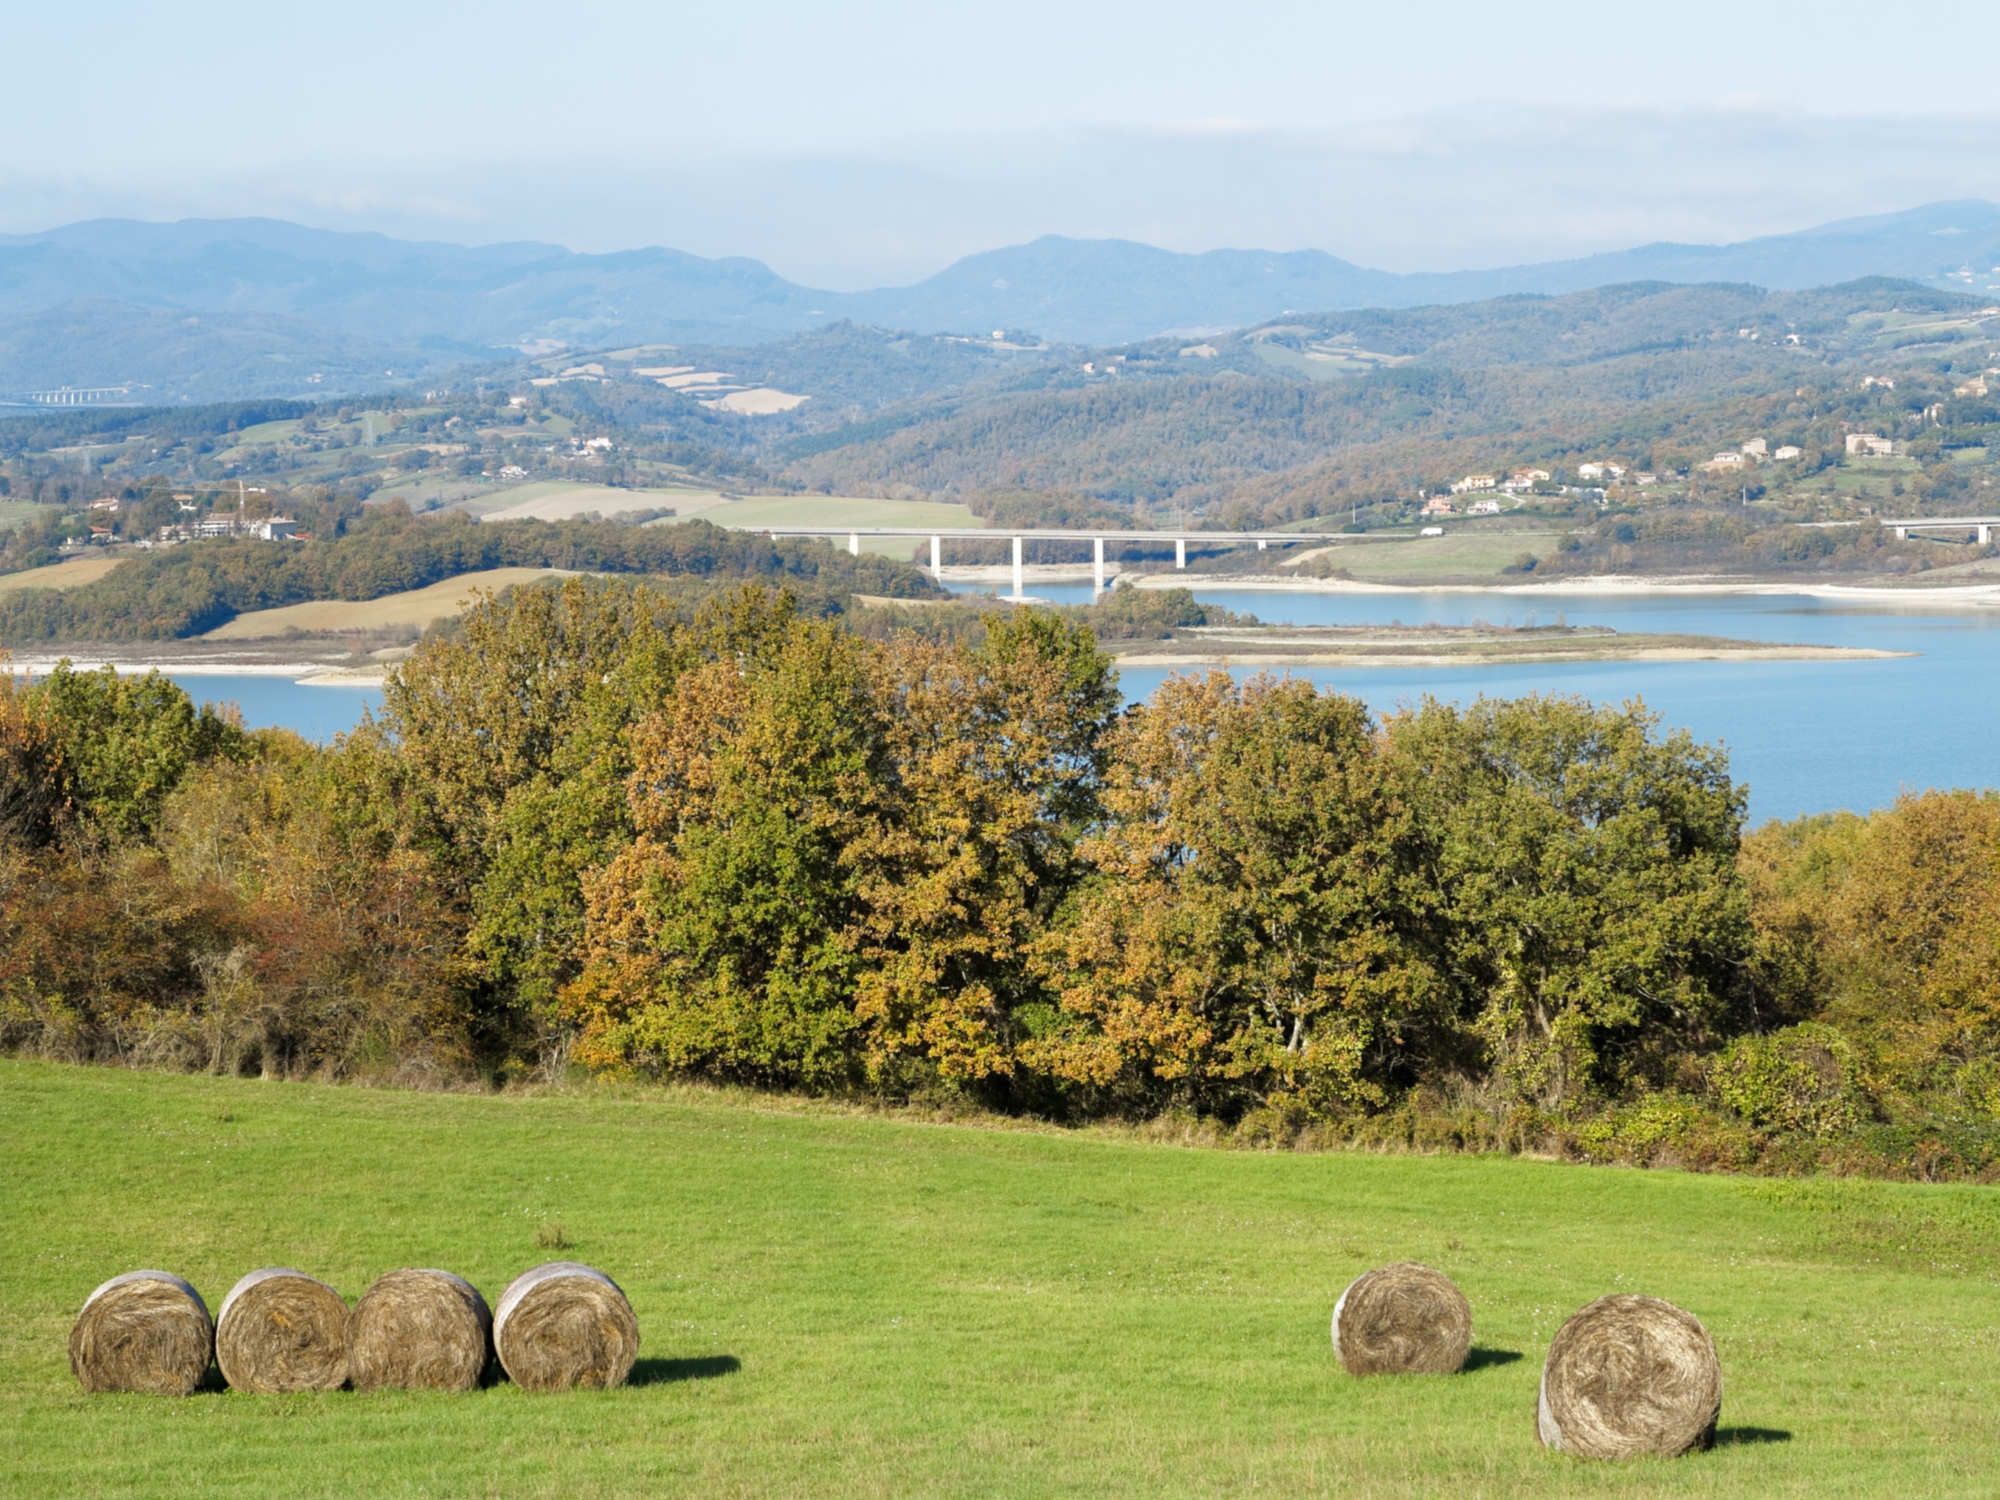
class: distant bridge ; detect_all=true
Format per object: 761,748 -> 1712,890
19,385 -> 147,406
725,524 -> 1353,596
1880,515 -> 2000,543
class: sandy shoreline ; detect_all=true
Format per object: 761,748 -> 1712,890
940,563 -> 2000,606
5,655 -> 388,687
1112,645 -> 1910,667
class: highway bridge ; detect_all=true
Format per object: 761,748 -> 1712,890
1881,515 -> 2000,544
723,524 -> 1352,595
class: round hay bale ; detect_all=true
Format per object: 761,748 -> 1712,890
215,1268 -> 350,1394
348,1269 -> 492,1392
1331,1262 -> 1472,1375
1537,1295 -> 1721,1459
493,1262 -> 638,1392
69,1270 -> 213,1395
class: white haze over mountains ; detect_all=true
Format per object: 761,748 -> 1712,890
7,107 -> 2000,291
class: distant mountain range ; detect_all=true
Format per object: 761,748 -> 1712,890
3,201 -> 1998,400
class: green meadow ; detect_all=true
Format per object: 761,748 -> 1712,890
5,1058 -> 2000,1498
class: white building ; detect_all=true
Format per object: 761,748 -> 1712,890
1449,474 -> 1497,494
1774,445 -> 1802,460
1845,433 -> 1894,457
1740,438 -> 1768,457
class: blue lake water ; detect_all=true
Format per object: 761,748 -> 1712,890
166,676 -> 384,743
953,582 -> 2000,823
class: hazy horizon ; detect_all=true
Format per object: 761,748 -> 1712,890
9,2 -> 2000,288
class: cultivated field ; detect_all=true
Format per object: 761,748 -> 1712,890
4,1059 -> 1998,1497
200,567 -> 575,639
0,554 -> 126,593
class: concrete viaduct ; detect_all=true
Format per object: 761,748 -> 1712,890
727,525 -> 1353,597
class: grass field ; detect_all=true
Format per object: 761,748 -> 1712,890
0,553 -> 126,593
5,1059 -> 2000,1497
201,568 -> 575,639
1294,529 -> 1564,584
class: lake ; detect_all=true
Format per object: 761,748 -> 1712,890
954,582 -> 2000,824
149,586 -> 2000,825
165,675 -> 385,743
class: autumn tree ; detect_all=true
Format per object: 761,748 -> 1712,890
1030,673 -> 1439,1118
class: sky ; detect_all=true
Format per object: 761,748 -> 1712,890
7,0 -> 2000,287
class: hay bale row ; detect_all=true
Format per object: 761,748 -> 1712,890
1333,1265 -> 1721,1462
72,1261 -> 634,1396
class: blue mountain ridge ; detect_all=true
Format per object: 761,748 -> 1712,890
2,201 -> 1996,397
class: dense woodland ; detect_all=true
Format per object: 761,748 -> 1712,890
3,576 -> 1998,1180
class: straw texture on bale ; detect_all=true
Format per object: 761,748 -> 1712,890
1331,1262 -> 1473,1376
69,1271 -> 213,1395
347,1269 -> 492,1392
494,1262 -> 638,1392
1537,1295 -> 1722,1459
215,1268 -> 350,1393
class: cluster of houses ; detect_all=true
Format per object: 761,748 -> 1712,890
1703,437 -> 1806,470
1421,422 -> 1912,519
153,514 -> 296,545
65,493 -> 299,550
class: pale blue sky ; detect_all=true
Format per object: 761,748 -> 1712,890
6,1 -> 2000,283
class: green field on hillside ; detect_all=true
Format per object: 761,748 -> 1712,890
5,1059 -> 2000,1497
1297,528 -> 1565,584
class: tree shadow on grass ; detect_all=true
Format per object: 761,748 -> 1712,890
1462,1348 -> 1524,1372
1713,1426 -> 1792,1446
629,1355 -> 741,1387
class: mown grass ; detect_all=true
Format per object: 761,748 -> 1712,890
5,1058 -> 2000,1497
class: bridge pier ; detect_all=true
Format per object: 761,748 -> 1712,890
1982,525 -> 1992,546
1175,538 -> 1186,570
1094,536 -> 1105,595
931,534 -> 941,576
1895,526 -> 1908,540
1012,535 -> 1023,598
848,531 -> 859,556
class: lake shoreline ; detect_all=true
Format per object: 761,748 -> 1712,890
941,563 -> 2000,606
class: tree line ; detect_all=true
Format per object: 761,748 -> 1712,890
0,513 -> 939,641
3,576 -> 1998,1178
